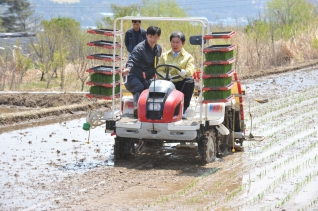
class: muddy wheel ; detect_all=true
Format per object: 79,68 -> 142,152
200,130 -> 217,163
220,132 -> 233,153
220,107 -> 234,153
114,136 -> 134,159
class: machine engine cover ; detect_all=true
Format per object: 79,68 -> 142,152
138,80 -> 184,123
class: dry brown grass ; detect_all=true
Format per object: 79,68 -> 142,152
232,28 -> 318,76
2,27 -> 318,92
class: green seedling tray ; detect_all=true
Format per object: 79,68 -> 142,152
204,64 -> 233,74
203,44 -> 236,53
203,31 -> 236,39
204,58 -> 235,66
203,89 -> 232,100
86,65 -> 120,75
202,82 -> 234,91
205,51 -> 234,61
86,54 -> 120,62
89,85 -> 119,94
86,81 -> 120,88
203,76 -> 232,87
203,69 -> 235,78
87,40 -> 121,49
89,73 -> 120,83
87,28 -> 121,36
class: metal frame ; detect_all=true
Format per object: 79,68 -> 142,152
110,16 -> 211,122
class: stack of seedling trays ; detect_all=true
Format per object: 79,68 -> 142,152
202,43 -> 236,103
86,29 -> 121,63
86,28 -> 122,100
86,66 -> 121,100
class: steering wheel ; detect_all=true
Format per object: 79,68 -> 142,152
155,64 -> 182,81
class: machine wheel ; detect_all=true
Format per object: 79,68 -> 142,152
224,132 -> 234,151
200,129 -> 217,163
220,107 -> 234,153
114,136 -> 134,159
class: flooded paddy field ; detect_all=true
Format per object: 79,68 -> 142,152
0,67 -> 318,210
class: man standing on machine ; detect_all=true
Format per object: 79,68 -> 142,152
124,20 -> 147,55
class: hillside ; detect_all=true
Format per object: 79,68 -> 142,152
28,0 -> 268,27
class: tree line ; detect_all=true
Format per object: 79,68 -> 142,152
0,0 -> 35,32
0,0 -> 318,91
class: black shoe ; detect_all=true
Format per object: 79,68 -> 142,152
134,107 -> 138,118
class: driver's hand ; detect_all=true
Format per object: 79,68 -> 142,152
122,68 -> 130,76
168,74 -> 172,80
179,69 -> 187,77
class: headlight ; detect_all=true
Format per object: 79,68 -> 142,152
148,103 -> 161,111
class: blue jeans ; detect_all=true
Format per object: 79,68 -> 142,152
124,75 -> 151,107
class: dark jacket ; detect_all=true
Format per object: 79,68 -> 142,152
125,28 -> 147,53
126,40 -> 162,80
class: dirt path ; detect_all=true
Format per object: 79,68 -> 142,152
0,93 -> 110,133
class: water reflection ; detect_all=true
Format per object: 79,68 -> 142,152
59,160 -> 112,171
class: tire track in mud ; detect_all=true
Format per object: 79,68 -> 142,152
45,167 -> 202,210
140,154 -> 245,211
39,153 -> 246,211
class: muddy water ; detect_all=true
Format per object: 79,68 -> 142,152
0,118 -> 114,210
1,67 -> 318,210
243,66 -> 318,99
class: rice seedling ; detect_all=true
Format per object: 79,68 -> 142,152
89,73 -> 120,83
248,121 -> 317,157
225,186 -> 243,201
249,157 -> 318,205
203,90 -> 231,100
89,85 -> 120,96
203,77 -> 232,87
215,180 -> 222,189
204,64 -> 232,74
255,133 -> 312,167
205,50 -> 234,61
279,170 -> 318,206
